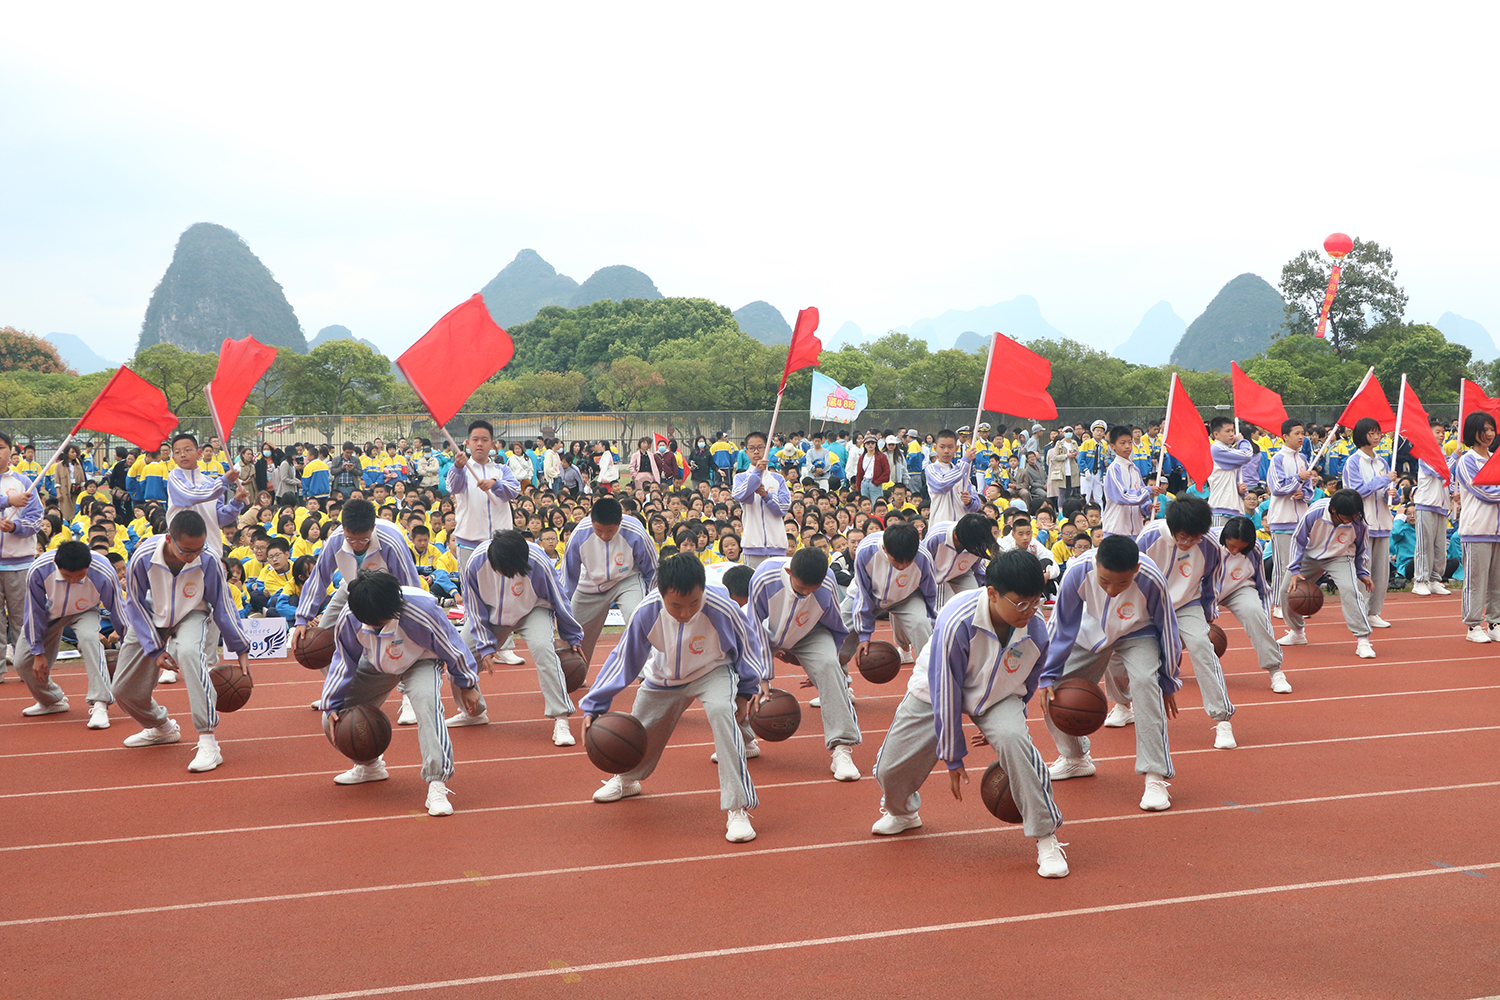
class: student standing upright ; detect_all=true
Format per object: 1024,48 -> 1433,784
1412,417 -> 1455,597
732,431 -> 791,570
1267,418 -> 1314,615
1342,417 -> 1395,628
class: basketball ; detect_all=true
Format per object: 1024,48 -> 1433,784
555,642 -> 587,692
294,627 -> 337,671
326,704 -> 392,761
1287,578 -> 1325,617
585,712 -> 649,773
1208,622 -> 1228,658
749,688 -> 801,742
1048,677 -> 1108,737
979,760 -> 1023,823
211,661 -> 254,712
858,640 -> 902,684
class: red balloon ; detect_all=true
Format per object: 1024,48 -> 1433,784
1324,232 -> 1354,259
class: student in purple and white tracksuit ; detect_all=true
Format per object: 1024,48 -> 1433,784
1214,517 -> 1288,693
562,496 -> 658,663
842,523 -> 939,668
18,542 -> 120,727
870,550 -> 1070,878
1041,537 -> 1183,812
732,431 -> 791,569
1411,417 -> 1455,598
580,555 -> 769,844
749,550 -> 859,780
446,419 -> 522,571
294,501 -> 420,632
1102,425 -> 1155,538
455,530 -> 586,744
1207,417 -> 1255,527
921,513 -> 994,608
1342,417 -> 1395,627
1279,490 -> 1374,657
319,573 -> 480,817
925,429 -> 981,526
0,432 -> 44,681
1267,419 -> 1315,612
166,432 -> 245,553
1452,412 -> 1500,642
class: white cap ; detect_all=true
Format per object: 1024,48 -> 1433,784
885,435 -> 899,446
1090,419 -> 1107,431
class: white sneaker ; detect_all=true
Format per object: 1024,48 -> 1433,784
4,642 -> 12,664
496,650 -> 525,665
1368,614 -> 1391,629
1273,606 -> 1284,619
552,718 -> 576,746
1213,721 -> 1237,750
725,807 -> 756,843
22,698 -> 69,716
1467,627 -> 1493,644
87,702 -> 111,729
188,738 -> 223,772
1487,626 -> 1500,644
1356,638 -> 1376,659
444,708 -> 489,728
1048,755 -> 1096,781
397,695 -> 417,725
334,758 -> 389,784
157,669 -> 178,684
1412,581 -> 1431,596
592,775 -> 642,803
1431,582 -> 1451,595
809,697 -> 822,708
1104,704 -> 1134,728
831,745 -> 860,781
1140,775 -> 1172,811
1269,670 -> 1293,694
711,739 -> 760,763
123,719 -> 181,747
426,780 -> 454,817
1277,629 -> 1307,646
871,810 -> 923,835
898,647 -> 915,665
1036,835 -> 1070,878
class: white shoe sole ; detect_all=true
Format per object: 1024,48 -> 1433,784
1277,634 -> 1307,646
726,825 -> 757,843
1048,760 -> 1096,781
1467,632 -> 1492,644
22,702 -> 70,717
592,781 -> 642,803
188,752 -> 223,773
124,727 -> 181,748
334,769 -> 389,785
872,815 -> 923,836
444,714 -> 489,728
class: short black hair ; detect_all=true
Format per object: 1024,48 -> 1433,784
591,496 -> 623,526
789,546 -> 829,586
1108,425 -> 1133,444
1328,488 -> 1365,519
953,512 -> 997,560
411,524 -> 430,539
1219,515 -> 1258,549
55,540 -> 91,572
743,430 -> 767,447
1352,417 -> 1382,448
347,571 -> 404,626
341,498 -> 377,534
171,433 -> 198,448
936,429 -> 957,442
1164,495 -> 1213,538
487,529 -> 531,577
986,548 -> 1045,597
882,522 -> 920,563
467,419 -> 494,437
1281,418 -> 1304,436
168,510 -> 207,541
1209,416 -> 1234,435
1464,411 -> 1495,448
1097,534 -> 1140,573
722,564 -> 753,599
268,536 -> 291,554
657,552 -> 706,597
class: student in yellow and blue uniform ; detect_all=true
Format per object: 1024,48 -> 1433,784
361,446 -> 384,488
410,524 -> 460,602
14,445 -> 42,483
293,517 -> 325,559
198,446 -> 230,478
1130,428 -> 1153,478
141,445 -> 171,502
126,449 -> 147,501
301,450 -> 331,500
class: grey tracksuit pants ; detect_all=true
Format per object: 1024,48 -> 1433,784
621,666 -> 757,812
1367,535 -> 1391,617
1414,510 -> 1448,585
1175,603 -> 1234,723
1282,555 -> 1370,637
780,626 -> 859,748
337,657 -> 453,782
840,593 -> 934,661
1461,542 -> 1500,628
936,573 -> 979,611
461,607 -> 574,718
1270,532 -> 1293,609
571,575 -> 647,664
0,569 -> 25,670
1220,588 -> 1284,673
1045,635 -> 1174,778
112,610 -> 223,735
19,610 -> 113,709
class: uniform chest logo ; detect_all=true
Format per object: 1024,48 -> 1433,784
1116,601 -> 1137,620
688,635 -> 707,655
511,581 -> 525,596
1335,528 -> 1350,544
895,575 -> 909,588
794,609 -> 811,627
1178,563 -> 1192,578
386,644 -> 404,660
74,597 -> 90,610
1002,648 -> 1024,674
1230,567 -> 1246,581
183,583 -> 198,598
614,553 -> 627,567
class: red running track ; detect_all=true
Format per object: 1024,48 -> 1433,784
1,591 -> 1497,1000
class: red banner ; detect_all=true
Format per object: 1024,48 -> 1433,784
1314,263 -> 1343,339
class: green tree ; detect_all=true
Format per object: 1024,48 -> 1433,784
0,326 -> 75,375
284,340 -> 396,441
1278,238 -> 1407,358
901,348 -> 985,408
1365,322 -> 1469,403
1239,357 -> 1315,403
0,374 -> 41,418
130,343 -> 219,415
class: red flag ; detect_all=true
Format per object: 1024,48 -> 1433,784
1396,380 -> 1449,485
397,294 -> 514,428
653,432 -> 669,447
1460,378 -> 1500,431
75,367 -> 178,451
1230,362 -> 1289,432
1336,368 -> 1396,432
204,335 -> 277,444
1162,373 -> 1212,490
1474,449 -> 1500,486
1314,263 -> 1343,339
777,307 -> 821,394
981,333 -> 1058,419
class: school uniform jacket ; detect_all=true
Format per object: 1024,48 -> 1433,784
321,587 -> 478,711
1211,527 -> 1272,617
446,459 -> 521,544
166,466 -> 243,551
0,470 -> 44,571
1208,440 -> 1254,517
920,521 -> 986,587
1137,518 -> 1221,620
22,550 -> 120,656
1287,498 -> 1370,578
1342,450 -> 1394,538
1414,458 -> 1453,516
561,518 -> 658,596
295,522 -> 420,625
461,539 -> 584,657
849,531 -> 939,640
731,467 -> 791,556
748,557 -> 848,655
1267,447 -> 1313,532
926,459 -> 980,525
121,536 -> 250,659
1102,454 -> 1152,537
1452,450 -> 1500,543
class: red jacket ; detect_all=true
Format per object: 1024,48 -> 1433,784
850,451 -> 890,489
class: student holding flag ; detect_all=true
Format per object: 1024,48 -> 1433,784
1342,417 -> 1396,628
1412,418 -> 1455,597
1452,412 -> 1500,641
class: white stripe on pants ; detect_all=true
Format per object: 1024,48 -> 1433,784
19,610 -> 113,708
1221,588 -> 1283,672
1173,603 -> 1234,723
337,657 -> 454,782
874,692 -> 1061,838
622,666 -> 757,811
1415,511 -> 1448,584
1045,635 -> 1174,778
461,607 -> 575,718
782,626 -> 859,748
1461,542 -> 1500,628
570,575 -> 647,664
1282,555 -> 1369,637
936,573 -> 979,612
1367,535 -> 1391,616
111,610 -> 222,734
1270,532 -> 1293,609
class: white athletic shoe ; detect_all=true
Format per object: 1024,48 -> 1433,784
1103,704 -> 1134,728
1270,670 -> 1293,694
1487,626 -> 1500,644
871,810 -> 923,836
1412,581 -> 1431,596
809,697 -> 821,708
1140,775 -> 1172,811
496,650 -> 525,665
1036,835 -> 1070,878
1213,721 -> 1237,750
1355,638 -> 1376,659
4,642 -> 13,663
22,698 -> 69,716
1431,582 -> 1451,595
87,702 -> 111,729
898,647 -> 915,665
552,718 -> 576,746
1277,629 -> 1308,646
157,669 -> 178,684
397,695 -> 417,725
592,775 -> 642,803
1048,755 -> 1096,781
334,758 -> 389,784
726,808 -> 756,843
831,745 -> 860,782
1273,606 -> 1284,619
123,719 -> 181,747
188,739 -> 223,772
1368,614 -> 1391,629
710,739 -> 760,763
444,708 -> 489,728
1467,627 -> 1493,644
425,780 -> 454,817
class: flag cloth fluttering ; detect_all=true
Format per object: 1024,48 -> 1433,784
74,367 -> 179,451
205,336 -> 278,445
1230,362 -> 1289,431
1395,380 -> 1449,485
981,333 -> 1057,419
1460,378 -> 1500,431
397,294 -> 515,427
1162,373 -> 1213,490
778,307 -> 822,394
1336,368 -> 1397,432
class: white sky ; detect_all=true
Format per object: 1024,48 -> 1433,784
3,2 -> 1497,360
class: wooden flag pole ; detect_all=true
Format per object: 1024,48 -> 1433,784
972,333 -> 998,436
765,391 -> 786,450
1156,374 -> 1175,481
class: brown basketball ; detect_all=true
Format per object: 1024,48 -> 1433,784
1287,578 -> 1325,617
211,661 -> 254,712
585,712 -> 648,773
749,688 -> 801,742
858,640 -> 902,684
1048,677 -> 1108,737
326,704 -> 392,761
1208,622 -> 1228,658
980,760 -> 1023,823
555,642 -> 587,692
294,626 -> 337,671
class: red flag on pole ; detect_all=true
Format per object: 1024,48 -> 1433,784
1336,368 -> 1396,432
397,294 -> 514,428
1162,373 -> 1213,490
1230,362 -> 1289,431
1473,450 -> 1500,487
1460,378 -> 1500,431
204,336 -> 277,445
777,307 -> 821,394
981,333 -> 1058,419
75,367 -> 179,451
1395,379 -> 1449,484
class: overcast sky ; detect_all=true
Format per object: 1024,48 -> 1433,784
3,3 -> 1496,361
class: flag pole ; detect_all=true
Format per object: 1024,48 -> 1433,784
972,334 -> 998,436
766,391 -> 786,448
1392,373 -> 1408,478
1156,374 -> 1175,480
